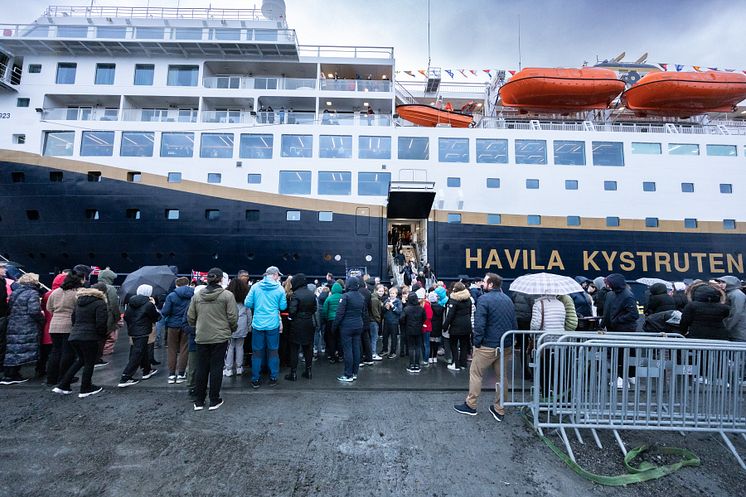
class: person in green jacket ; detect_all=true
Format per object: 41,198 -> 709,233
187,268 -> 237,411
322,281 -> 344,363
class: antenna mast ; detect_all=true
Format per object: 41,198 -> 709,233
518,15 -> 522,71
427,0 -> 431,68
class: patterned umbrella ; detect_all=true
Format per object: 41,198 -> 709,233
636,277 -> 673,291
509,272 -> 584,296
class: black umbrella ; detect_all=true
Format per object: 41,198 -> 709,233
119,265 -> 176,300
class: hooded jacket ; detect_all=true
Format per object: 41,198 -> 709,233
443,289 -> 473,337
569,291 -> 593,318
399,293 -> 426,337
370,291 -> 383,323
644,283 -> 676,316
558,294 -> 579,331
69,288 -> 109,342
322,282 -> 344,322
244,276 -> 287,331
188,284 -> 238,344
42,273 -> 66,344
357,277 -> 372,326
601,274 -> 639,332
161,285 -> 195,329
287,274 -> 317,345
382,295 -> 402,324
473,288 -> 517,348
46,286 -> 79,335
97,268 -> 121,331
680,284 -> 730,340
4,283 -> 43,367
333,277 -> 368,333
530,296 -> 566,331
430,300 -> 445,337
124,294 -> 161,338
510,291 -> 535,324
722,276 -> 746,341
593,276 -> 610,316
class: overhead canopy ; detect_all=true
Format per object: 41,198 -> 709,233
386,181 -> 435,219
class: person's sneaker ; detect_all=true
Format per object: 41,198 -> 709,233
0,376 -> 29,385
208,399 -> 224,411
406,366 -> 418,373
372,354 -> 383,361
352,374 -> 358,380
52,386 -> 72,395
337,375 -> 354,383
168,375 -> 177,384
388,353 -> 398,359
117,378 -> 139,388
268,378 -> 278,387
447,363 -> 460,371
453,403 -> 477,416
78,386 -> 103,398
142,369 -> 158,380
488,405 -> 504,422
251,379 -> 261,389
193,402 -> 204,411
93,360 -> 109,369
364,361 -> 375,366
176,374 -> 187,384
235,367 -> 244,376
616,377 -> 626,389
358,363 -> 365,368
223,369 -> 233,377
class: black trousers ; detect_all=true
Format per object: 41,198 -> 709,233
450,334 -> 471,368
324,321 -> 338,359
289,342 -> 313,371
59,340 -> 98,390
0,316 -> 7,368
195,341 -> 229,405
407,335 -> 422,367
361,325 -> 372,362
121,336 -> 151,380
47,333 -> 75,385
382,321 -> 398,354
36,343 -> 52,376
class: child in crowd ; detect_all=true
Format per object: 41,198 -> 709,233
382,287 -> 402,358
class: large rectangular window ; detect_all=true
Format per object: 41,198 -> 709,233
359,136 -> 391,159
553,140 -> 585,165
476,138 -> 508,163
567,216 -> 581,226
94,63 -> 115,85
606,217 -> 620,227
592,141 -> 624,166
684,218 -> 698,229
57,26 -> 88,38
486,178 -> 500,189
174,28 -> 203,40
167,65 -> 199,86
96,26 -> 126,39
604,180 -> 618,191
160,132 -> 194,157
398,136 -> 429,160
281,134 -> 312,158
565,180 -> 578,190
706,144 -> 737,157
207,173 -> 221,184
211,28 -> 241,41
358,172 -> 391,196
318,171 -> 351,195
135,27 -> 164,40
43,131 -> 74,156
134,64 -> 155,86
631,142 -> 662,155
526,179 -> 540,189
447,177 -> 461,187
643,181 -> 656,192
668,143 -> 699,155
319,135 -> 352,159
80,131 -> 114,156
681,182 -> 694,193
487,214 -> 502,225
527,215 -> 541,225
121,131 -> 154,157
720,183 -> 733,194
55,63 -> 77,84
279,170 -> 312,195
239,134 -> 273,159
515,139 -> 547,164
723,219 -> 736,230
447,213 -> 462,224
645,217 -> 659,228
247,174 -> 262,184
439,137 -> 469,163
200,133 -> 234,158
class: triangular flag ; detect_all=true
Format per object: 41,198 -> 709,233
508,70 -> 516,76
483,69 -> 492,76
659,63 -> 668,71
724,68 -> 735,72
458,69 -> 467,77
445,69 -> 454,78
675,64 -> 684,72
708,67 -> 718,71
692,66 -> 702,72
417,69 -> 426,77
469,69 -> 477,76
404,70 -> 414,77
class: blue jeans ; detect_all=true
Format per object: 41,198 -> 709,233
314,322 -> 325,352
423,332 -> 431,361
156,317 -> 165,346
340,328 -> 362,378
370,321 -> 379,355
251,328 -> 279,381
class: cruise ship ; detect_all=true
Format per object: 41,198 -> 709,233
0,2 -> 744,282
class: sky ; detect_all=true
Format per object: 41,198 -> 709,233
4,0 -> 746,72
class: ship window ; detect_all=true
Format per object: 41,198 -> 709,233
164,172 -> 180,183
567,216 -> 581,226
723,219 -> 736,230
681,182 -> 694,193
80,131 -> 114,156
643,181 -> 656,192
167,65 -> 199,86
487,214 -> 501,225
57,26 -> 88,38
706,144 -> 737,157
245,210 -> 260,222
28,64 -> 41,74
319,211 -> 334,222
87,171 -> 101,182
165,209 -> 180,220
606,217 -> 620,227
280,134 -> 313,158
26,210 -> 39,221
120,131 -> 154,157
476,138 -> 508,164
318,171 -> 352,195
447,213 -> 462,224
668,143 -> 699,156
207,173 -> 222,184
447,177 -> 461,187
11,172 -> 24,183
279,170 -> 311,195
174,28 -> 203,40
255,29 -> 278,41
286,210 -> 301,221
526,179 -> 540,189
49,171 -> 63,182
55,63 -> 77,84
358,172 -> 391,196
604,181 -> 617,191
439,137 -> 469,163
43,131 -> 74,156
96,26 -> 126,39
553,141 -> 586,165
200,133 -> 234,159
135,27 -> 165,40
631,142 -> 662,155
684,218 -> 697,229
247,174 -> 261,184
126,209 -> 141,220
320,135 -> 352,159
592,141 -> 624,166
205,209 -> 220,221
16,98 -> 29,107
134,64 -> 155,86
94,63 -> 115,85
13,134 -> 25,145
359,135 -> 391,159
211,28 -> 241,41
527,215 -> 541,226
565,180 -> 578,190
486,178 -> 500,189
127,172 -> 141,183
720,183 -> 733,194
239,134 -> 273,159
515,139 -> 547,164
398,136 -> 429,160
645,217 -> 659,228
161,132 -> 194,157
85,209 -> 100,221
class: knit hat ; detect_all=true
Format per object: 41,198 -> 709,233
415,288 -> 426,300
136,284 -> 153,297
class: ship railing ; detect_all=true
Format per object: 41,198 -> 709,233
320,79 -> 392,93
200,111 -> 256,124
299,45 -> 394,60
477,117 -> 746,135
394,81 -> 418,105
203,76 -> 317,90
120,109 -> 197,123
41,107 -> 119,121
43,5 -> 274,22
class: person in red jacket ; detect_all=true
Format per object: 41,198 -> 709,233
39,273 -> 66,377
418,288 -> 433,366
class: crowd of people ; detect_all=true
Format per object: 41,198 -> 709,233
0,259 -> 744,417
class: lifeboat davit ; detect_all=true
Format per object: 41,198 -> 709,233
396,104 -> 473,128
499,67 -> 625,113
622,71 -> 746,117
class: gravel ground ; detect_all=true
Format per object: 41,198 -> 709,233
0,387 -> 744,497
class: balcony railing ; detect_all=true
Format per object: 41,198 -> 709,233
320,79 -> 391,92
42,107 -> 119,121
120,109 -> 198,122
203,76 -> 317,90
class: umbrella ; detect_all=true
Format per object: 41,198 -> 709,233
509,273 -> 584,296
636,277 -> 673,291
119,265 -> 176,300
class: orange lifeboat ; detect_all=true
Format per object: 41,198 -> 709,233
499,67 -> 625,113
396,104 -> 473,128
622,71 -> 746,117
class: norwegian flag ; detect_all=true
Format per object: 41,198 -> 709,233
191,270 -> 208,283
90,266 -> 101,276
